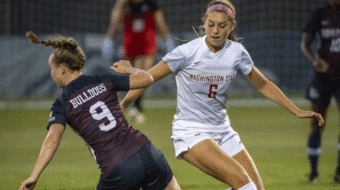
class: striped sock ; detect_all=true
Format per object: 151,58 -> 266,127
307,133 -> 321,174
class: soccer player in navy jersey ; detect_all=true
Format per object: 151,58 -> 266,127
19,31 -> 181,190
301,0 -> 340,183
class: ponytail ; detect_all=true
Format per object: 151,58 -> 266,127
26,31 -> 86,71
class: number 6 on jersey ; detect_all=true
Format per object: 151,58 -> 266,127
208,84 -> 218,98
90,101 -> 117,131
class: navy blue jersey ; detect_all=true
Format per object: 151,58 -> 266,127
47,74 -> 149,175
303,4 -> 340,76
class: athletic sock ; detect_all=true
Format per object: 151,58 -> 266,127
307,133 -> 321,174
237,182 -> 257,190
134,95 -> 143,113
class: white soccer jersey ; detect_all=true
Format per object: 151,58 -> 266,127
162,35 -> 254,132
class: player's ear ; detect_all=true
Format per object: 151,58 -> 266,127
60,64 -> 67,74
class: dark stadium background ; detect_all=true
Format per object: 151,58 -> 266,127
0,0 -> 327,99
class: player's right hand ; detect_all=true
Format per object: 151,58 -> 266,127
19,177 -> 37,190
165,37 -> 175,53
111,60 -> 133,74
296,110 -> 324,127
313,55 -> 329,73
101,38 -> 114,59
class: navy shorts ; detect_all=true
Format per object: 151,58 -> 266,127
96,141 -> 173,190
306,73 -> 340,105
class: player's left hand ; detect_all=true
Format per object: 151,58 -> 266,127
165,37 -> 175,53
110,60 -> 133,74
19,177 -> 37,190
296,110 -> 324,127
101,38 -> 114,59
313,55 -> 329,73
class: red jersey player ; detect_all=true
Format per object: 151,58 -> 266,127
102,0 -> 174,123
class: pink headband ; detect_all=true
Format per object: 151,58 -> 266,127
205,4 -> 235,20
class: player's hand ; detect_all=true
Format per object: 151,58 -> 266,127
313,55 -> 329,73
165,37 -> 175,53
296,110 -> 324,127
110,60 -> 133,74
101,38 -> 114,59
19,177 -> 37,190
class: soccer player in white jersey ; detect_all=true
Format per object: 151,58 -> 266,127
119,0 -> 324,190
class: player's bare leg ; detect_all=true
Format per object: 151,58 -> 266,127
128,55 -> 155,123
164,176 -> 181,190
335,100 -> 340,183
181,139 -> 253,189
308,102 -> 327,182
232,149 -> 264,190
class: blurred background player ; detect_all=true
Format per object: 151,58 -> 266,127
300,0 -> 340,183
102,0 -> 175,123
118,0 -> 325,189
19,31 -> 180,190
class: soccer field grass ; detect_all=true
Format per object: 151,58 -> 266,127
1,105 -> 339,190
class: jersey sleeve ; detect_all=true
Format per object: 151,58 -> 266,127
47,98 -> 67,130
303,8 -> 323,36
238,44 -> 254,75
162,44 -> 188,73
104,74 -> 130,91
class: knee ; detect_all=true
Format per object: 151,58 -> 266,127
165,176 -> 181,190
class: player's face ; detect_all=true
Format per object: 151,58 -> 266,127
49,54 -> 65,88
204,11 -> 236,52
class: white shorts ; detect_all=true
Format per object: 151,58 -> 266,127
171,128 -> 245,159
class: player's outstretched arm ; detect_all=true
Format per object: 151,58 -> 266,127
245,66 -> 324,126
119,61 -> 172,111
111,60 -> 154,89
154,10 -> 175,52
155,10 -> 171,40
105,0 -> 126,39
102,0 -> 126,59
19,124 -> 65,190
